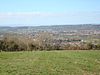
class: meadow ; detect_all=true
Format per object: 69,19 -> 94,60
0,50 -> 100,75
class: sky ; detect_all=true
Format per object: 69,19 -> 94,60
0,0 -> 100,26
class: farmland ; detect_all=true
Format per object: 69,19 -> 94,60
0,50 -> 100,75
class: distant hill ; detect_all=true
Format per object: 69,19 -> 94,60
0,24 -> 100,32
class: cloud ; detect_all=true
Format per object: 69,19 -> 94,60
0,12 -> 100,25
0,12 -> 68,23
0,12 -> 61,17
0,11 -> 99,18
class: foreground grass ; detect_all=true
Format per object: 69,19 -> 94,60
0,50 -> 100,75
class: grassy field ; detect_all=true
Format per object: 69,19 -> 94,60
0,50 -> 100,75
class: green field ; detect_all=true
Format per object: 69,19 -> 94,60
0,51 -> 100,75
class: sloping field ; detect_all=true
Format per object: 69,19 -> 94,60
0,50 -> 100,75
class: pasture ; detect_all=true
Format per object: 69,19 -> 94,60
0,50 -> 100,75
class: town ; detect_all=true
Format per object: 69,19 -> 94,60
0,24 -> 100,51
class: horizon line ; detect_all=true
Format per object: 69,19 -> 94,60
0,24 -> 100,27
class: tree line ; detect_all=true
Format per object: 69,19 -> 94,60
0,33 -> 100,51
